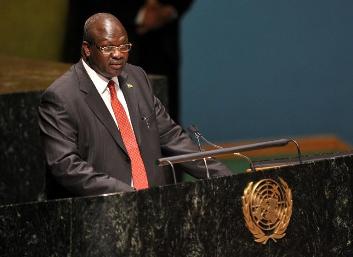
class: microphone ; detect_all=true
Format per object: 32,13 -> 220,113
187,124 -> 222,149
187,125 -> 211,178
187,124 -> 255,172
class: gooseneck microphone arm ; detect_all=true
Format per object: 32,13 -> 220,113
187,126 -> 211,179
187,125 -> 255,172
188,125 -> 222,149
157,138 -> 302,167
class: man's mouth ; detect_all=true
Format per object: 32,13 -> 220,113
110,63 -> 123,69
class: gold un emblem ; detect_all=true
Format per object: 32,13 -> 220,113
242,177 -> 293,244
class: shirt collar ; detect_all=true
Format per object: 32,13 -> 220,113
82,59 -> 120,94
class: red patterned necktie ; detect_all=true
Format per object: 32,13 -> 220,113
107,80 -> 149,190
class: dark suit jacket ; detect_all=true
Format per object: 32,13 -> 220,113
38,61 -> 231,198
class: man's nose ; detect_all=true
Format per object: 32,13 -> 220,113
111,48 -> 124,57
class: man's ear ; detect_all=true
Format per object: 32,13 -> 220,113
82,41 -> 91,58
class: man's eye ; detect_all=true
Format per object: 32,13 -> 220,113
105,46 -> 115,51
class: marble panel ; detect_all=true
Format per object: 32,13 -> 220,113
0,91 -> 46,204
1,153 -> 348,256
0,199 -> 71,257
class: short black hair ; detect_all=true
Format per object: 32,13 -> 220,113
82,13 -> 120,43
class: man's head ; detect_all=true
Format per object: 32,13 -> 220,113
81,13 -> 130,79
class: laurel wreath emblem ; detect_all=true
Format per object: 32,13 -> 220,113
242,177 -> 293,244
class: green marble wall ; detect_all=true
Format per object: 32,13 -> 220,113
0,0 -> 68,61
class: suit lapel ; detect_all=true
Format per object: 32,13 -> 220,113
119,73 -> 143,145
74,61 -> 128,155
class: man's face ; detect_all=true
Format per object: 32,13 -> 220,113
83,19 -> 129,79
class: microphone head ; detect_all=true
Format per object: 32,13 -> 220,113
187,124 -> 201,135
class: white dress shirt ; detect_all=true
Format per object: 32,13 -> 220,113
82,59 -> 133,128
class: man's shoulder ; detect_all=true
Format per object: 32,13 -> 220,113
45,62 -> 81,93
123,63 -> 147,76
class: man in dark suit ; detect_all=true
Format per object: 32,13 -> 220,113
39,13 -> 231,198
63,0 -> 193,122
